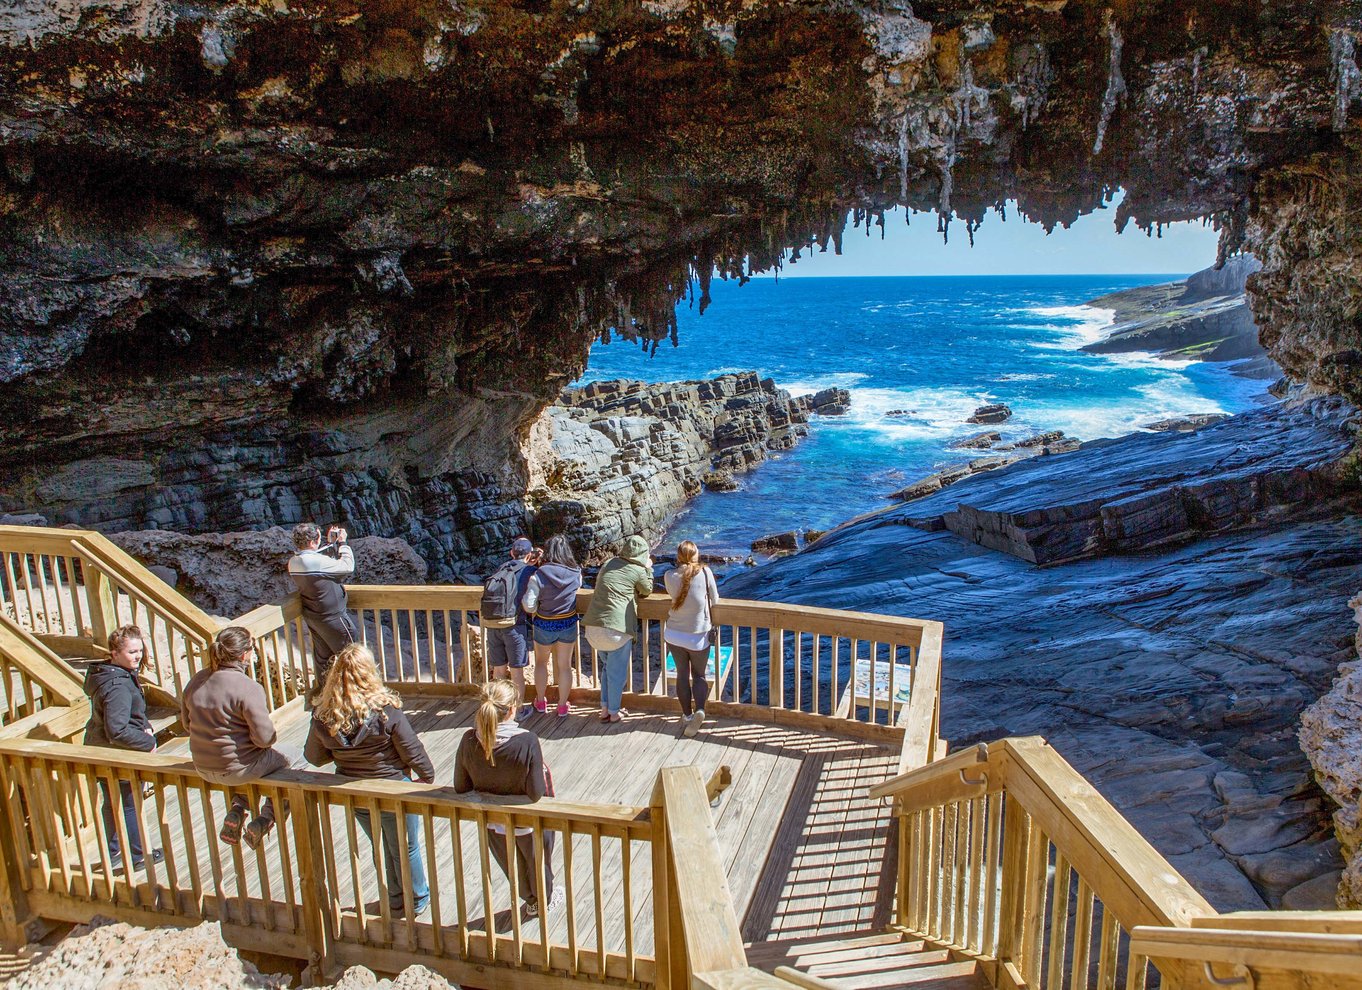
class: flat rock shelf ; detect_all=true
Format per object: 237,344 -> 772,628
158,697 -> 899,953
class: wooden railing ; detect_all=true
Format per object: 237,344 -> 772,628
0,737 -> 655,983
1131,924 -> 1362,989
0,614 -> 85,728
870,736 -> 1218,990
0,526 -> 220,697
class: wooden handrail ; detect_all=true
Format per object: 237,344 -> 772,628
1131,925 -> 1362,980
652,765 -> 747,990
1001,737 -> 1215,930
69,535 -> 220,637
0,614 -> 86,708
870,741 -> 987,801
893,620 -> 942,776
1193,911 -> 1362,935
233,596 -> 304,637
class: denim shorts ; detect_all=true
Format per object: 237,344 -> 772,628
533,621 -> 579,646
486,625 -> 530,668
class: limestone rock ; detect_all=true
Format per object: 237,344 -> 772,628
526,373 -> 808,563
1299,595 -> 1362,908
5,918 -> 289,990
752,531 -> 799,555
108,526 -> 427,618
966,404 -> 1012,425
949,431 -> 1001,450
1142,414 -> 1229,432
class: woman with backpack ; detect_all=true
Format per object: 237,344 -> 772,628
521,535 -> 583,717
305,643 -> 434,916
582,535 -> 653,723
663,540 -> 720,737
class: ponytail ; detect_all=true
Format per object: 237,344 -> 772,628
475,679 -> 520,765
671,541 -> 704,611
209,626 -> 253,672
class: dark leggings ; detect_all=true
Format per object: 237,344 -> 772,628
669,643 -> 710,717
486,827 -> 556,908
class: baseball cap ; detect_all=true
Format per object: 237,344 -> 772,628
511,537 -> 534,555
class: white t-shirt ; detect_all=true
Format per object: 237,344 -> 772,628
663,567 -> 719,651
585,625 -> 632,653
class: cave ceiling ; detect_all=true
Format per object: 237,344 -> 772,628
1,0 -> 1361,515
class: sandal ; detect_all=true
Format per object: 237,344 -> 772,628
608,709 -> 626,723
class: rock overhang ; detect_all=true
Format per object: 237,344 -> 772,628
2,0 -> 1362,545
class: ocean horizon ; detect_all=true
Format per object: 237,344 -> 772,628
580,273 -> 1273,559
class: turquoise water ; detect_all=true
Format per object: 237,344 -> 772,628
580,275 -> 1272,558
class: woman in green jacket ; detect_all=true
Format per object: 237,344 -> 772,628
582,535 -> 653,723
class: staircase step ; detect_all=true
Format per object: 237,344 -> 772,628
748,931 -> 990,990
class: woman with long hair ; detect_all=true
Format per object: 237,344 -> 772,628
454,679 -> 563,920
181,626 -> 302,848
305,643 -> 434,916
520,535 -> 583,717
664,540 -> 720,737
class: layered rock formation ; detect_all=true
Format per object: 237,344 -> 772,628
524,373 -> 809,562
1082,256 -> 1274,374
726,401 -> 1362,910
1299,598 -> 1362,908
2,0 -> 1362,572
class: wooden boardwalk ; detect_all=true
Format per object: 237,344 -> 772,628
154,696 -> 898,956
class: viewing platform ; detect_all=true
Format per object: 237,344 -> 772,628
0,525 -> 1358,990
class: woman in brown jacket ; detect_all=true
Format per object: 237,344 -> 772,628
182,626 -> 300,849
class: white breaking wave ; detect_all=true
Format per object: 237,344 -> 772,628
814,386 -> 994,443
1027,304 -> 1117,349
778,371 -> 870,396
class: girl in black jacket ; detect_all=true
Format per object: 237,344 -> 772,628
454,678 -> 562,920
83,624 -> 163,872
305,643 -> 434,915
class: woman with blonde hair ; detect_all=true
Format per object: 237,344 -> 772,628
182,626 -> 301,849
454,679 -> 563,920
664,540 -> 720,737
306,643 -> 434,916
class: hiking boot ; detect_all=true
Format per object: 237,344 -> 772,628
219,805 -> 247,845
242,816 -> 275,850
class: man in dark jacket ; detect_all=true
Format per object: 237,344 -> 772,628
83,624 -> 164,871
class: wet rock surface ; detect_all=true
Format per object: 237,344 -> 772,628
725,405 -> 1362,910
897,398 -> 1358,564
966,403 -> 1013,425
525,373 -> 809,563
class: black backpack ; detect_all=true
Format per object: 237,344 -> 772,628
481,560 -> 527,621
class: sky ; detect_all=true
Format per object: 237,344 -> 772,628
763,197 -> 1221,277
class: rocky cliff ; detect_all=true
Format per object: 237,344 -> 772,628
2,0 -> 1362,573
524,372 -> 811,562
1081,256 -> 1278,377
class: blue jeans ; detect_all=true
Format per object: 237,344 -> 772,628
98,779 -> 144,864
354,795 -> 429,913
597,639 -> 632,714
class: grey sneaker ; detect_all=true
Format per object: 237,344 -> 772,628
684,709 -> 704,738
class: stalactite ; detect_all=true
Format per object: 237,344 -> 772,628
1092,10 -> 1126,155
898,111 -> 911,201
1329,27 -> 1361,132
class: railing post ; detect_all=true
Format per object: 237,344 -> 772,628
650,773 -> 679,990
0,758 -> 30,950
770,628 -> 784,709
84,565 -> 118,646
995,793 -> 1029,978
290,782 -> 335,983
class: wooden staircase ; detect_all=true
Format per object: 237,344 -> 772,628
746,930 -> 989,990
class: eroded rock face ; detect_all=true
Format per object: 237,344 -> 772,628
1,1 -> 1361,569
1299,595 -> 1362,908
526,373 -> 808,562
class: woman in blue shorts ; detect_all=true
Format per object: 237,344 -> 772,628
521,535 -> 583,717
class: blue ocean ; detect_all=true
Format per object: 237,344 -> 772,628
579,275 -> 1272,558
